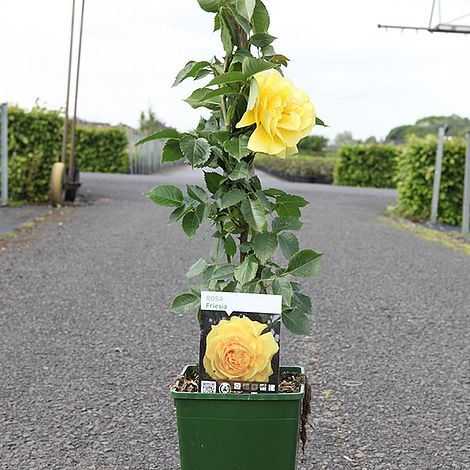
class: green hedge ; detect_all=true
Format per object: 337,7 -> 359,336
396,136 -> 466,226
4,106 -> 128,202
255,154 -> 337,184
334,144 -> 399,188
75,127 -> 127,173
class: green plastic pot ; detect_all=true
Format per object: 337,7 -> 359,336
172,365 -> 305,470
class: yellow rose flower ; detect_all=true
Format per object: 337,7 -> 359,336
236,69 -> 316,158
203,315 -> 279,382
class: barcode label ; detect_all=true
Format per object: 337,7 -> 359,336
201,380 -> 216,394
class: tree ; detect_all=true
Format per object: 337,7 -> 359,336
334,131 -> 356,147
297,135 -> 328,153
139,107 -> 167,133
386,115 -> 470,143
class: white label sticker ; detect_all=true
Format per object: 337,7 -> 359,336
200,291 -> 282,315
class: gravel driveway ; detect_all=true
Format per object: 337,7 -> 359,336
1,167 -> 468,469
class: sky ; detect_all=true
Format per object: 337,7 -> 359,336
1,0 -> 470,141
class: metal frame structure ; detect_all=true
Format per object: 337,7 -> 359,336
51,0 -> 85,206
378,0 -> 470,35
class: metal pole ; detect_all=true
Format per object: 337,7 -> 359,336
462,132 -> 470,236
430,126 -> 446,223
69,0 -> 85,181
1,103 -> 8,205
61,0 -> 76,165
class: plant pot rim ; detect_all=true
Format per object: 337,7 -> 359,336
172,364 -> 305,401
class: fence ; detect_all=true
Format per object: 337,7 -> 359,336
1,103 -> 7,205
125,128 -> 182,175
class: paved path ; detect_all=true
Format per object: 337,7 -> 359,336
0,206 -> 51,234
1,167 -> 468,469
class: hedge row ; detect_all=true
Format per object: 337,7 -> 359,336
334,144 -> 399,189
396,136 -> 466,226
4,106 -> 128,202
255,154 -> 337,184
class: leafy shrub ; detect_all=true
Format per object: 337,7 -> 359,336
6,106 -> 63,202
396,135 -> 466,226
75,127 -> 128,173
3,106 -> 128,202
255,154 -> 337,184
297,135 -> 328,153
334,144 -> 399,188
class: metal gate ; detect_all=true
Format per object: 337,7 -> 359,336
126,128 -> 176,175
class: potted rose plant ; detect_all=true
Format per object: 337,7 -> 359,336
139,1 -> 325,468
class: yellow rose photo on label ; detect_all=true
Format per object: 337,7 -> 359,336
199,310 -> 281,394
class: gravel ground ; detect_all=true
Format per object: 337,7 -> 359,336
1,167 -> 469,470
0,206 -> 51,234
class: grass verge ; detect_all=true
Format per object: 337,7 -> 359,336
381,211 -> 470,256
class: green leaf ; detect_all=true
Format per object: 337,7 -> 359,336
270,54 -> 289,67
197,0 -> 221,12
223,135 -> 250,160
204,172 -> 225,193
283,307 -> 310,335
185,88 -> 221,109
250,33 -> 276,48
136,128 -> 181,145
315,116 -> 328,127
214,12 -> 221,31
287,249 -> 322,277
264,188 -> 286,197
222,281 -> 238,292
272,216 -> 303,233
292,291 -> 312,315
202,265 -> 216,287
146,185 -> 184,207
247,78 -> 259,110
253,232 -> 277,260
171,293 -> 200,314
208,71 -> 245,86
239,242 -> 253,253
234,254 -> 258,284
173,60 -> 211,87
242,57 -> 273,78
224,235 -> 237,257
168,205 -> 191,224
220,189 -> 246,209
235,0 -> 256,21
182,211 -> 200,239
246,281 -> 262,293
232,48 -> 253,64
187,185 -> 208,203
208,130 -> 229,147
212,264 -> 237,280
161,139 -> 184,164
252,0 -> 270,33
256,190 -> 274,211
240,199 -> 268,232
180,136 -> 211,166
272,277 -> 293,307
220,16 -> 234,56
228,161 -> 251,180
195,202 -> 212,223
277,232 -> 299,259
275,194 -> 309,218
210,238 -> 225,262
202,86 -> 236,101
186,258 -> 208,278
228,5 -> 252,33
187,87 -> 235,108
